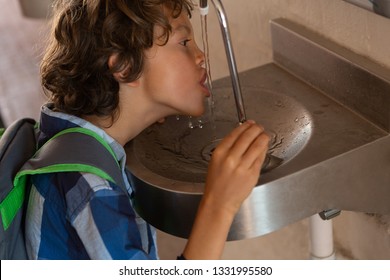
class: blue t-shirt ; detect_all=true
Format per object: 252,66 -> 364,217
25,104 -> 158,259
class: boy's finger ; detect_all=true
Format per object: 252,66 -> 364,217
241,133 -> 270,169
227,123 -> 266,160
217,120 -> 257,152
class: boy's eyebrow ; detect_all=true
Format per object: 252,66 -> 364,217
173,24 -> 191,34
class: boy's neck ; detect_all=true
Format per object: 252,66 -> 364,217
83,101 -> 166,147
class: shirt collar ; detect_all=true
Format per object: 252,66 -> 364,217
38,103 -> 126,165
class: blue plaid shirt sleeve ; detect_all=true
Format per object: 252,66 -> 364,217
26,172 -> 157,260
71,174 -> 154,260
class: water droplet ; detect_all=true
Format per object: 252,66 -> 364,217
188,116 -> 194,128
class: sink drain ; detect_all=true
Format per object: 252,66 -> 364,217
201,138 -> 284,173
201,139 -> 222,162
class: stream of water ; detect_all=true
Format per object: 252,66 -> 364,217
186,14 -> 216,138
201,14 -> 217,139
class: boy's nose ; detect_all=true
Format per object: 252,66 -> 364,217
195,45 -> 205,66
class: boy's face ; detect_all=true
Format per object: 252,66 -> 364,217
139,9 -> 210,118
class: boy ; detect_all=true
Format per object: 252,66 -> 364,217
26,0 -> 270,259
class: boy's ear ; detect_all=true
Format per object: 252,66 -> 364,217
108,54 -> 140,87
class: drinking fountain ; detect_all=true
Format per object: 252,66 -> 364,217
126,7 -> 390,243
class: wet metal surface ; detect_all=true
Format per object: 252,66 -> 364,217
130,86 -> 311,184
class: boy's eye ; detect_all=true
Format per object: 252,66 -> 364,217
180,39 -> 192,47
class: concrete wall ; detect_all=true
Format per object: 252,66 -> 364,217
192,0 -> 390,80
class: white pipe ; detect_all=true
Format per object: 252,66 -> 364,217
309,214 -> 336,260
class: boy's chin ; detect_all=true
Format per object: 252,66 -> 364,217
176,110 -> 204,118
190,112 -> 204,118
191,107 -> 206,117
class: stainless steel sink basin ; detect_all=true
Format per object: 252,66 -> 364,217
130,86 -> 312,184
125,18 -> 390,240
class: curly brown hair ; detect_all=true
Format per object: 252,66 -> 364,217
41,0 -> 194,119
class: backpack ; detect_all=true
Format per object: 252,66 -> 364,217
0,118 -> 127,259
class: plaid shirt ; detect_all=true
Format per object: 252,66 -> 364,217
25,104 -> 158,259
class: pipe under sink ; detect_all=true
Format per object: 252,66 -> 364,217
125,18 -> 390,240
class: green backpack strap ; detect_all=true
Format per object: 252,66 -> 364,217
4,128 -> 128,231
16,127 -> 127,190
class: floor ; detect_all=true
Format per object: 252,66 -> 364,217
0,0 -> 311,259
157,219 -> 311,260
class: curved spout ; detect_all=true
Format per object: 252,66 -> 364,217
200,0 -> 247,123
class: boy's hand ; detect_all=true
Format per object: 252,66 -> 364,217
184,120 -> 270,259
203,120 -> 270,216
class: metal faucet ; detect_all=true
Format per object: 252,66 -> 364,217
199,0 -> 247,124
199,0 -> 283,171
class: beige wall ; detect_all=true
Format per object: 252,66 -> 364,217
158,0 -> 390,260
192,0 -> 390,80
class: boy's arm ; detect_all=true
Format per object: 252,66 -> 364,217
183,121 -> 270,259
182,196 -> 235,259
